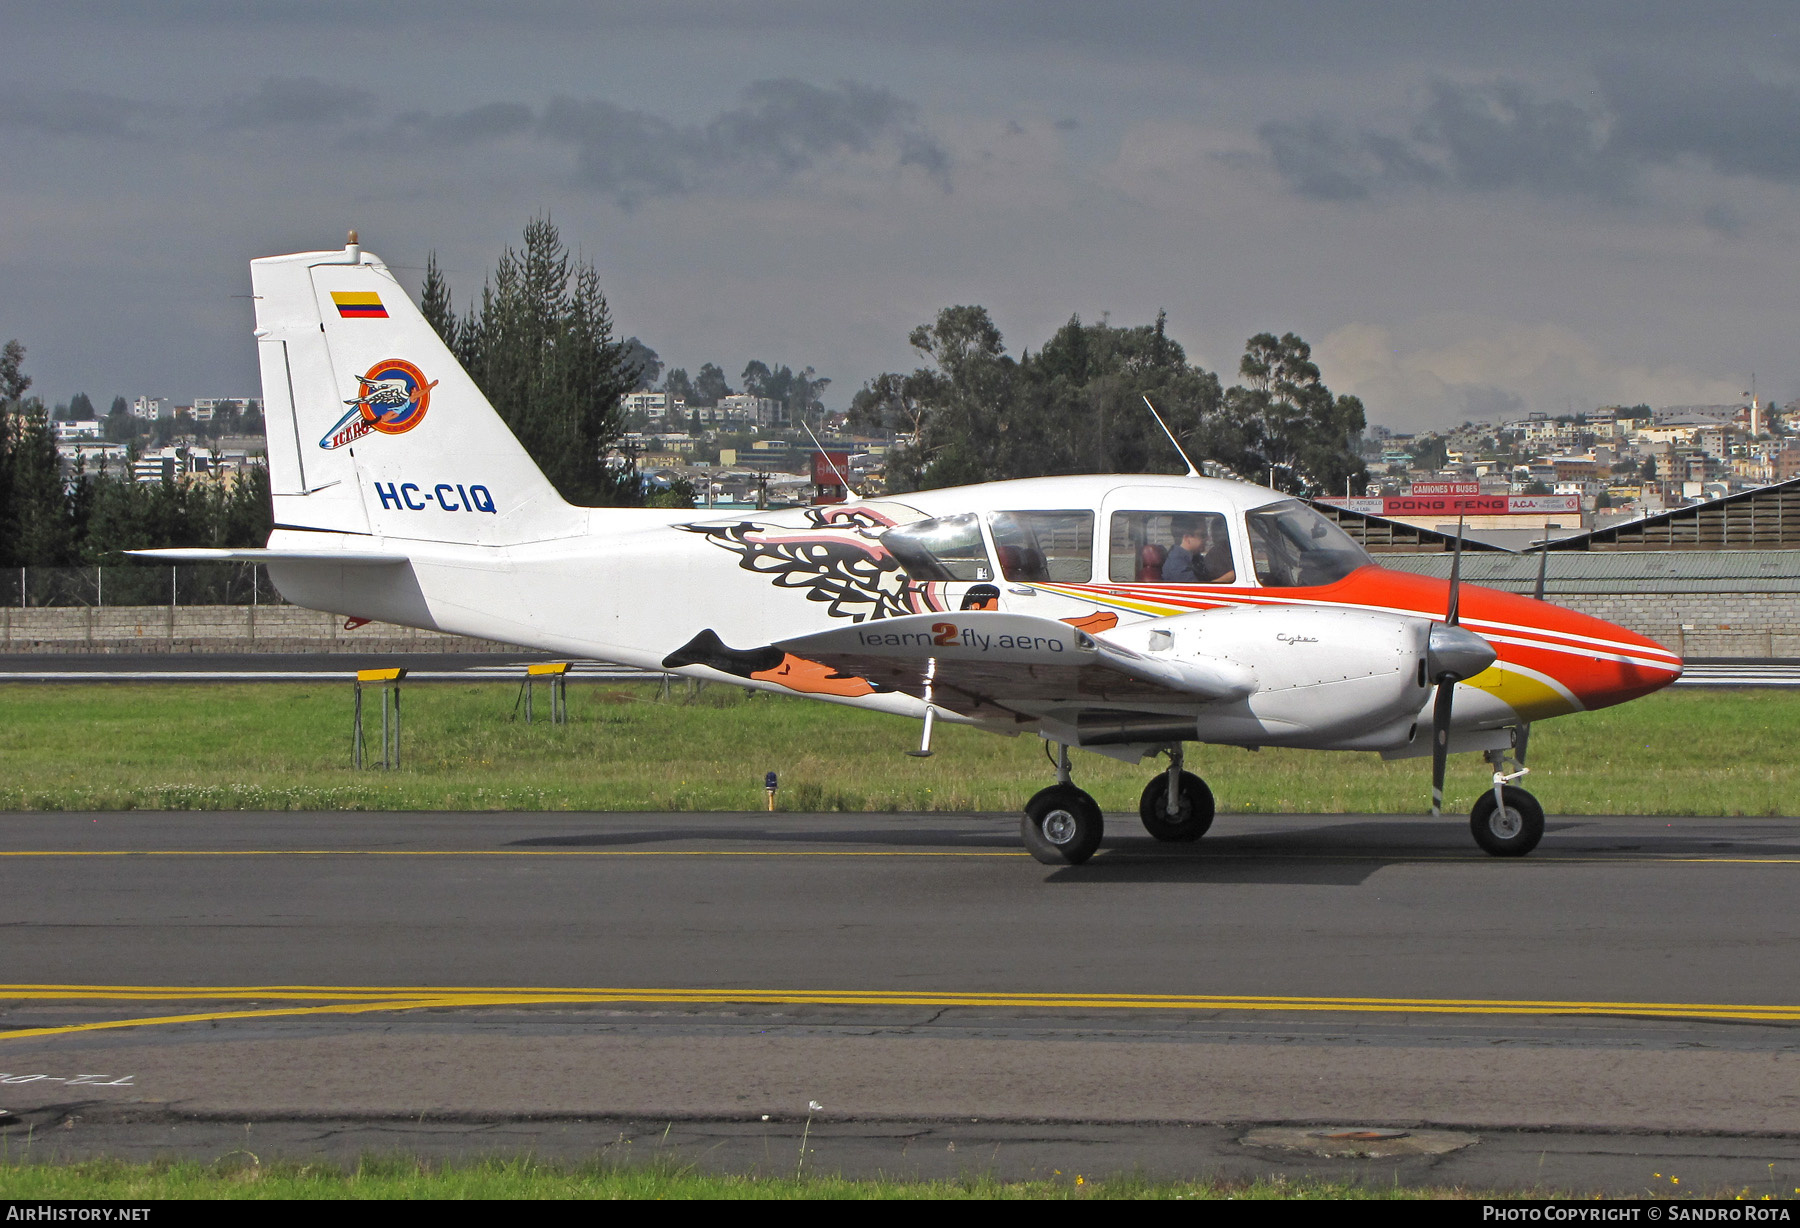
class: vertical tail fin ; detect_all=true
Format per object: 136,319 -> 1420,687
253,235 -> 581,545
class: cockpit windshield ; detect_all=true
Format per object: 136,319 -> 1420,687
1244,501 -> 1371,588
881,514 -> 994,582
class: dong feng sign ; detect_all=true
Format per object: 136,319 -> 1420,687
1318,495 -> 1581,516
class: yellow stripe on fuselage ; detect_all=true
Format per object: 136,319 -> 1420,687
1463,661 -> 1581,721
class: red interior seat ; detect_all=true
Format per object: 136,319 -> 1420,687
1137,544 -> 1166,582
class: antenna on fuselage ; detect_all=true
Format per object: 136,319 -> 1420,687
1142,395 -> 1201,478
797,417 -> 859,499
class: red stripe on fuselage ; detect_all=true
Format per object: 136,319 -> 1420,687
1056,566 -> 1682,711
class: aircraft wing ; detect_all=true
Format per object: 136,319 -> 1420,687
774,611 -> 1253,719
127,548 -> 411,564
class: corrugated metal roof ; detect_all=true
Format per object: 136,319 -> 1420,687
1380,550 -> 1800,593
1548,474 -> 1800,550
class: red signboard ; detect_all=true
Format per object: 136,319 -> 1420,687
1319,495 -> 1580,516
1383,494 -> 1514,515
810,451 -> 851,505
1407,481 -> 1480,495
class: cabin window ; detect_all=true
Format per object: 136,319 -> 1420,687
988,511 -> 1094,583
881,514 -> 993,582
1244,501 -> 1371,587
1108,511 -> 1236,583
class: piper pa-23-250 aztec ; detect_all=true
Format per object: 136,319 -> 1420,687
141,235 -> 1683,865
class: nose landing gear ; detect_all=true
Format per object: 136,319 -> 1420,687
1471,786 -> 1544,856
1470,744 -> 1543,856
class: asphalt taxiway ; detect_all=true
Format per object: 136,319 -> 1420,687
2,810 -> 1797,1194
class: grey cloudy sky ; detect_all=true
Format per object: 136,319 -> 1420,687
5,1 -> 1799,430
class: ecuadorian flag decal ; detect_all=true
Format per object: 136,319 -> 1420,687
331,291 -> 388,319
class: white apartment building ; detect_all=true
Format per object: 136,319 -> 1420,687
623,391 -> 686,423
191,397 -> 258,420
716,393 -> 782,426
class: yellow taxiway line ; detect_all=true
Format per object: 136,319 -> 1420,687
3,984 -> 1799,1042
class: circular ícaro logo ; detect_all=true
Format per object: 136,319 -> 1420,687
350,359 -> 436,434
321,359 -> 440,450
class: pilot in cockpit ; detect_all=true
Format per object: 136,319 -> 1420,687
1162,516 -> 1236,584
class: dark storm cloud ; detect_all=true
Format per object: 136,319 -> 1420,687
0,89 -> 169,139
1257,119 -> 1442,202
1413,81 -> 1634,201
0,71 -> 944,205
1600,64 -> 1800,182
537,79 -> 948,202
537,98 -> 691,196
0,79 -> 373,141
218,77 -> 375,129
1259,80 -> 1632,204
1260,65 -> 1800,206
23,2 -> 1798,79
391,102 -> 537,145
898,131 -> 950,178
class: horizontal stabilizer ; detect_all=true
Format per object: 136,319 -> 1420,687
127,547 -> 410,564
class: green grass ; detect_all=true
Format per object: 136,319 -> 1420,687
0,1156 -> 1508,1199
0,682 -> 1790,816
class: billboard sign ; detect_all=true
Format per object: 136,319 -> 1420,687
1318,495 -> 1581,516
810,450 -> 851,505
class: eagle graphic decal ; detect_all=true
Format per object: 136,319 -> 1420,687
663,503 -> 942,695
677,503 -> 936,623
660,502 -> 1105,698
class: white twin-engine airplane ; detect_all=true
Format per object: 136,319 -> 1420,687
142,236 -> 1683,865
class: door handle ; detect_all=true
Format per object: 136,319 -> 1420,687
1008,586 -> 1036,595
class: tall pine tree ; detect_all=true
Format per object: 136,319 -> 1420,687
420,220 -> 641,506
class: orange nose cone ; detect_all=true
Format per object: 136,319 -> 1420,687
1449,582 -> 1682,713
1331,568 -> 1684,715
1521,603 -> 1683,712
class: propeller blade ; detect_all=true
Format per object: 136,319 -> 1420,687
1446,516 -> 1465,627
1429,517 -> 1477,816
1430,674 -> 1456,816
1533,523 -> 1550,601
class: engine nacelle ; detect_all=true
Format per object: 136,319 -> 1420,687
1100,604 -> 1436,750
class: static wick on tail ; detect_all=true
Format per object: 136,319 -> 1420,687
1142,395 -> 1201,478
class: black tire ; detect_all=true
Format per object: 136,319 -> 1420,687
1021,784 -> 1104,866
1470,786 -> 1545,857
1138,771 -> 1215,842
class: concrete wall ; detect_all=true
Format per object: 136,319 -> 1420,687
0,605 -> 509,654
1528,593 -> 1800,659
1380,554 -> 1800,658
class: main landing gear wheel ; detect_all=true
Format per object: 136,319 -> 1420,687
1022,784 -> 1104,866
1138,771 -> 1215,842
1470,786 -> 1544,857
